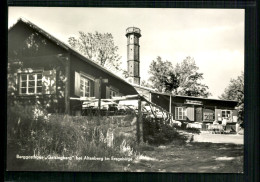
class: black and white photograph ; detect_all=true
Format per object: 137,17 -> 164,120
7,7 -> 244,173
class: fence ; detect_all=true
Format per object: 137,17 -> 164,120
70,94 -> 177,144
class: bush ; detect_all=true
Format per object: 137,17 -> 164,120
142,117 -> 184,145
7,104 -> 137,171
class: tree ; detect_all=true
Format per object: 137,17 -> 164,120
68,31 -> 122,71
140,80 -> 152,88
174,57 -> 211,98
219,72 -> 244,123
147,56 -> 178,93
147,56 -> 211,98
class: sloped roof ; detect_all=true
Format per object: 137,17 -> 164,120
131,83 -> 238,103
8,18 -> 133,87
131,83 -> 156,92
150,90 -> 238,103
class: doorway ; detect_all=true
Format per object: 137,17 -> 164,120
195,107 -> 203,122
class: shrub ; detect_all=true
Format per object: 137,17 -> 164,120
7,104 -> 137,171
142,117 -> 184,145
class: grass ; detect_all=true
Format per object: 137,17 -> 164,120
7,104 -> 138,171
127,142 -> 243,173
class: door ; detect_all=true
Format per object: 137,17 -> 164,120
195,107 -> 203,122
187,107 -> 195,121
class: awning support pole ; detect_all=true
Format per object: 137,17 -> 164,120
169,94 -> 172,114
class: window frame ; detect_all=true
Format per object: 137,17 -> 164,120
221,110 -> 232,120
110,89 -> 118,99
19,72 -> 43,95
175,107 -> 187,120
109,86 -> 119,99
80,75 -> 93,98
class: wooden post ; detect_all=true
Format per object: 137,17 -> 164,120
149,91 -> 152,102
64,54 -> 71,115
137,95 -> 142,144
169,94 -> 172,113
98,77 -> 102,115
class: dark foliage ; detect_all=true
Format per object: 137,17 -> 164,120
142,117 -> 183,145
147,56 -> 211,97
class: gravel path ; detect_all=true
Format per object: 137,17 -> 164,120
193,133 -> 244,144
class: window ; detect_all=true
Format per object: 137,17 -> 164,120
20,73 -> 42,94
175,107 -> 187,120
74,71 -> 95,97
222,110 -> 232,120
80,76 -> 92,97
110,89 -> 118,99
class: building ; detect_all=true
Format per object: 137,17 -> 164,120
133,84 -> 238,126
8,18 -> 239,124
8,18 -> 138,115
150,92 -> 238,124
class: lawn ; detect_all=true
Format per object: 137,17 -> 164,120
126,141 -> 243,173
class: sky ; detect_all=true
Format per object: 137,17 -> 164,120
8,7 -> 244,99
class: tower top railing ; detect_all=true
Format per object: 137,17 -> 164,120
126,27 -> 141,36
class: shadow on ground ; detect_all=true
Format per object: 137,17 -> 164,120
128,141 -> 243,173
